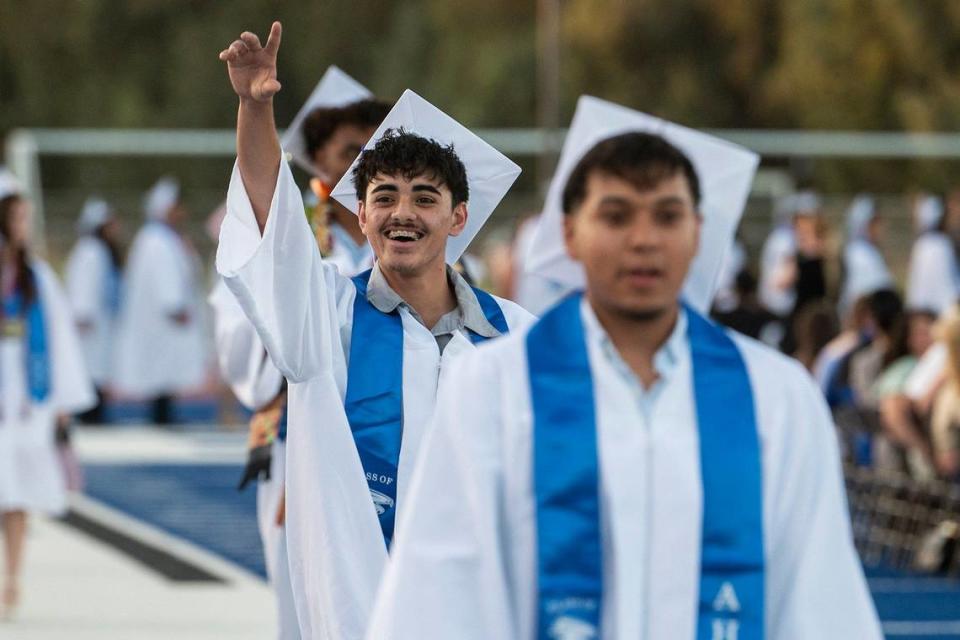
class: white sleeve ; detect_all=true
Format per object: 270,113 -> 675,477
36,262 -> 97,413
367,349 -> 516,640
64,242 -> 103,321
907,237 -> 959,314
904,342 -> 947,401
208,280 -> 282,410
216,159 -> 345,383
766,373 -> 883,638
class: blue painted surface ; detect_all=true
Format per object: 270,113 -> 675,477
83,462 -> 960,638
83,463 -> 266,578
866,566 -> 960,639
104,399 -> 224,424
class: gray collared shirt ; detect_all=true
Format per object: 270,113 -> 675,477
365,263 -> 502,352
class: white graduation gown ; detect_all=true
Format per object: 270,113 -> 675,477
64,235 -> 117,386
759,225 -> 796,316
216,159 -> 535,640
0,261 -> 96,514
369,301 -> 882,640
114,223 -> 208,396
906,232 -> 960,314
513,215 -> 572,315
209,280 -> 298,639
840,239 -> 894,313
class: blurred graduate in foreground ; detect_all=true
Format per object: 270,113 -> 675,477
368,98 -> 882,640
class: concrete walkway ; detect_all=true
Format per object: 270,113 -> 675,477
4,426 -> 274,639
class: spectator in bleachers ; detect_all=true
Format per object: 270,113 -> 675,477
791,300 -> 839,372
876,309 -> 938,478
713,269 -> 782,346
848,289 -> 904,411
929,305 -> 960,479
814,295 -> 872,400
759,191 -> 821,320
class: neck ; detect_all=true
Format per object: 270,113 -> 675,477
380,260 -> 457,329
330,206 -> 367,246
587,294 -> 680,388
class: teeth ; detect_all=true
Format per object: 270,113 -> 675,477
387,229 -> 420,240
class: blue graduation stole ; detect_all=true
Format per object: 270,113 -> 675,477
345,269 -> 509,547
2,267 -> 51,403
528,293 -> 764,640
105,262 -> 122,317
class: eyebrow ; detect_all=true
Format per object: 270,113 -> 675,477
371,184 -> 398,194
597,194 -> 689,207
652,195 -> 689,207
412,184 -> 442,195
597,195 -> 632,207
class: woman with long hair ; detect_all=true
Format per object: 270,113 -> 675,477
0,172 -> 94,618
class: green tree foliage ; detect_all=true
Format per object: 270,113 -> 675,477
3,0 -> 960,193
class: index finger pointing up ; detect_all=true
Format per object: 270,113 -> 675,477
264,21 -> 282,56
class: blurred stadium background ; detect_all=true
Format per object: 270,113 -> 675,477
7,1 -> 960,638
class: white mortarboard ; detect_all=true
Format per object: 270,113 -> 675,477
77,197 -> 112,234
330,89 -> 522,264
917,194 -> 944,233
791,189 -> 822,217
0,168 -> 23,201
144,177 -> 180,221
846,194 -> 876,239
525,95 -> 759,314
280,66 -> 374,175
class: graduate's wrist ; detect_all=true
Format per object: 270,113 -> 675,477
238,96 -> 275,116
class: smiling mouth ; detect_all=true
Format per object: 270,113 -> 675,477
384,228 -> 425,243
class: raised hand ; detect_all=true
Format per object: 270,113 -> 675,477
219,22 -> 283,103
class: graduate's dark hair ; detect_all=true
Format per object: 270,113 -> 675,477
352,128 -> 470,206
561,132 -> 701,215
302,99 -> 391,160
866,288 -> 904,337
0,194 -> 37,307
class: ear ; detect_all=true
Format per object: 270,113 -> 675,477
447,202 -> 469,238
357,200 -> 369,233
311,149 -> 333,185
562,212 -> 580,261
692,210 -> 703,255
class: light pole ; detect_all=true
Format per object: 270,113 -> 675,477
536,0 -> 561,196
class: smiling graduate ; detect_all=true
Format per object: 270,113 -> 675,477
216,22 -> 533,640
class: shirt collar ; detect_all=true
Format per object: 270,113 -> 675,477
365,262 -> 502,339
581,297 -> 687,385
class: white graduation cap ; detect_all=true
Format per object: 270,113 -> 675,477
917,194 -> 944,233
0,168 -> 23,201
846,194 -> 876,239
330,89 -> 522,264
280,66 -> 374,175
525,96 -> 759,314
144,176 -> 180,221
76,197 -> 112,234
